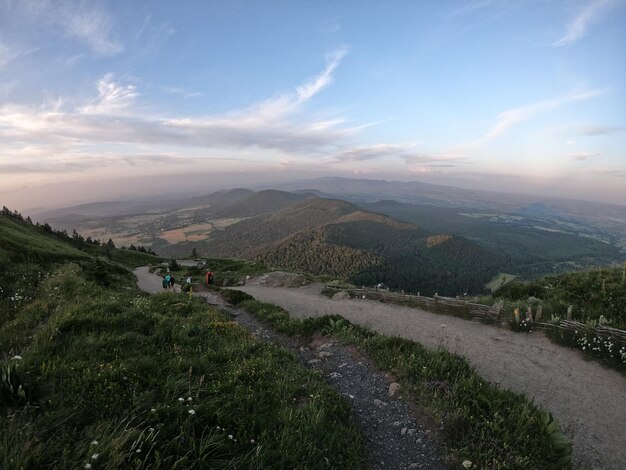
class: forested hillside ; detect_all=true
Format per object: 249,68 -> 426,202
193,197 -> 506,295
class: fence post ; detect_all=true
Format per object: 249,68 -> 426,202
567,305 -> 573,320
535,304 -> 542,322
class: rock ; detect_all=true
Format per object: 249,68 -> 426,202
527,296 -> 540,304
373,399 -> 387,407
329,372 -> 341,379
393,421 -> 401,427
257,272 -> 309,287
401,427 -> 408,436
317,351 -> 333,359
407,428 -> 416,436
388,382 -> 401,396
308,359 -> 321,365
332,291 -> 350,300
408,464 -> 419,469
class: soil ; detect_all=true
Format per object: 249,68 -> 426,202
232,282 -> 626,470
134,267 -> 626,469
134,267 -> 445,469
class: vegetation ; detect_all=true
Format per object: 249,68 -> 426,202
222,292 -> 572,469
480,266 -> 626,371
0,210 -> 365,468
493,266 -> 626,327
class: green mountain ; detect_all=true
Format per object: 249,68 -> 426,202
194,197 -> 506,295
363,200 -> 622,278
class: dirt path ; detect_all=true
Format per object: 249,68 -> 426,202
133,267 -> 445,469
231,283 -> 626,470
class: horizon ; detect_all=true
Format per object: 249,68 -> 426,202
1,1 -> 625,210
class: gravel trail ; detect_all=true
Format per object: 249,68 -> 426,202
133,267 -> 445,469
231,283 -> 626,470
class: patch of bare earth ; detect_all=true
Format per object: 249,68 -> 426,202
233,282 -> 626,470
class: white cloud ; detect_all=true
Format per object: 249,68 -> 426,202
0,50 -> 354,166
553,0 -> 623,47
61,4 -> 123,56
485,88 -> 606,140
4,0 -> 122,56
80,74 -> 138,114
570,152 -> 600,160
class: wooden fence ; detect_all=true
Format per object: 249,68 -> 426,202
326,285 -> 626,353
324,285 -> 503,323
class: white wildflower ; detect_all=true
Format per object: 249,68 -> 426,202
90,440 -> 99,446
84,464 -> 91,469
11,355 -> 23,360
228,434 -> 233,439
462,460 -> 473,469
178,397 -> 184,402
91,453 -> 99,460
188,409 -> 196,415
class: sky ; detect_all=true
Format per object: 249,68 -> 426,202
1,0 -> 625,210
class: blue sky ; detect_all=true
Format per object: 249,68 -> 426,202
1,0 -> 625,209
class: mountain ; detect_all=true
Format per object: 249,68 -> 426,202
179,197 -> 507,295
211,189 -> 315,218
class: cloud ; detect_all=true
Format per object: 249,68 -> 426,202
553,0 -> 623,47
61,3 -> 122,56
570,152 -> 600,161
567,124 -> 626,136
162,86 -> 204,98
485,88 -> 606,140
337,144 -> 410,161
0,50 -> 353,165
5,0 -> 122,56
80,74 -> 138,114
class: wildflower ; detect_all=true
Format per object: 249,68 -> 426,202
187,397 -> 192,401
250,439 -> 255,444
178,397 -> 184,402
188,409 -> 196,415
149,427 -> 155,433
11,355 -> 22,360
151,408 -> 156,412
136,449 -> 141,453
84,464 -> 92,469
91,440 -> 99,446
91,453 -> 99,460
228,434 -> 233,439
462,460 -> 473,469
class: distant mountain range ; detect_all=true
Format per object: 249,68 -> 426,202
25,177 -> 625,296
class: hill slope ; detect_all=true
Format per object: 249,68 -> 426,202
195,197 -> 507,295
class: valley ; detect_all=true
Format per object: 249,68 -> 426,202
32,178 -> 625,297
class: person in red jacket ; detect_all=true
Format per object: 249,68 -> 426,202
205,270 -> 214,285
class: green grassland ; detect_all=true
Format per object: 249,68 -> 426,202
220,289 -> 573,469
1,210 -> 365,468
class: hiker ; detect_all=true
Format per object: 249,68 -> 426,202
186,276 -> 192,285
206,270 -> 214,285
169,275 -> 176,291
165,273 -> 172,291
162,275 -> 169,290
182,276 -> 193,293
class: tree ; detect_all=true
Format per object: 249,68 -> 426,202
169,258 -> 180,271
191,247 -> 199,258
106,239 -> 116,249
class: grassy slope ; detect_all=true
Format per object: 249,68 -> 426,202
0,216 -> 87,264
1,266 -> 363,469
219,290 -> 573,469
1,214 -> 365,468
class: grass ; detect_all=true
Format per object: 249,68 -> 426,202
222,290 -> 572,469
0,264 -> 365,469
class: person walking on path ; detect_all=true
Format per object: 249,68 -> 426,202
165,273 -> 172,291
162,275 -> 169,290
206,270 -> 214,285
